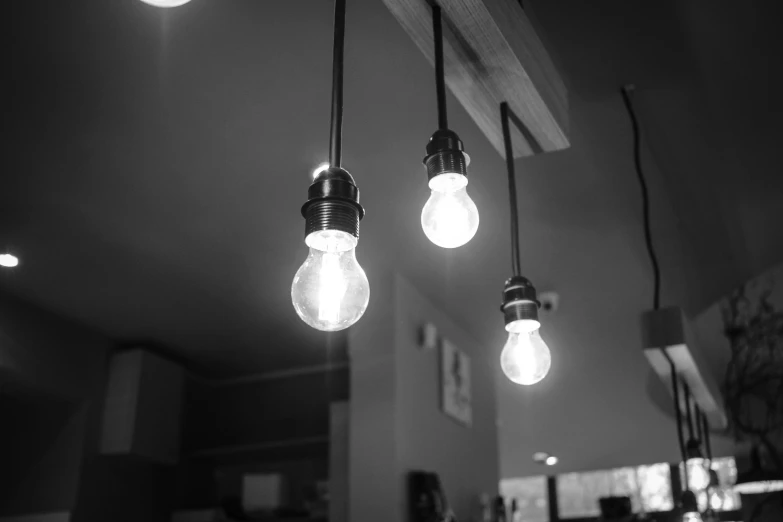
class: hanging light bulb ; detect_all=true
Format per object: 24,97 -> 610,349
685,438 -> 711,491
420,6 -> 478,248
291,0 -> 369,332
680,490 -> 702,522
292,187 -> 369,331
499,276 -> 551,385
422,134 -> 479,248
139,0 -> 192,7
496,102 -> 551,386
0,253 -> 19,268
501,329 -> 551,386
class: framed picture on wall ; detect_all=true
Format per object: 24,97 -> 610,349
440,339 -> 472,426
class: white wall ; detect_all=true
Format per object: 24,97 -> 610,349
348,272 -> 499,522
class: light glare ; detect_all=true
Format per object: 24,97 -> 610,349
0,254 -> 19,268
312,162 -> 330,180
139,0 -> 193,7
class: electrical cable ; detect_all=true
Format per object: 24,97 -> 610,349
501,102 -> 522,277
701,409 -> 712,461
329,0 -> 346,167
670,366 -> 689,490
622,85 -> 690,490
621,85 -> 661,311
432,4 -> 448,130
684,382 -> 695,441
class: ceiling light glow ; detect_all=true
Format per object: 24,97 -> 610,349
139,0 -> 193,7
545,455 -> 558,466
0,254 -> 19,268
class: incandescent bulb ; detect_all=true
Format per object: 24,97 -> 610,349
500,326 -> 551,385
0,254 -> 19,268
291,230 -> 369,332
421,173 -> 479,248
686,459 -> 711,491
139,0 -> 192,7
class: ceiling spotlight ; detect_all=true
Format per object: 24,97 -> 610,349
533,452 -> 557,466
139,0 -> 193,7
312,162 -> 330,180
0,253 -> 19,268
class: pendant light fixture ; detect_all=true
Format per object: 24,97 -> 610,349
683,383 -> 711,491
291,0 -> 369,332
497,102 -> 551,386
419,3 -> 479,249
668,366 -> 704,522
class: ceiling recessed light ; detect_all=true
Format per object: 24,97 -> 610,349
533,451 -> 558,466
312,162 -> 330,180
0,253 -> 19,268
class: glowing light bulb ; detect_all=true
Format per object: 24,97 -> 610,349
421,173 -> 479,248
139,0 -> 192,7
0,254 -> 19,268
500,325 -> 551,385
683,512 -> 703,522
291,230 -> 369,332
687,459 -> 711,491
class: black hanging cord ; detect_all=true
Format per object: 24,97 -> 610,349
695,406 -> 703,445
701,410 -> 712,461
432,4 -> 449,130
329,0 -> 346,167
670,367 -> 689,490
501,102 -> 522,276
621,86 -> 661,310
684,382 -> 695,441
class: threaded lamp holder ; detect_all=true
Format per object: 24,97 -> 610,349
423,129 -> 470,182
501,275 -> 540,327
301,166 -> 364,239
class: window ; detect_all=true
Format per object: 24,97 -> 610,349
556,463 -> 673,518
500,476 -> 548,522
679,456 -> 741,512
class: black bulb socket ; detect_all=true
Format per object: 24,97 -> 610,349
301,166 -> 365,240
500,275 -> 540,327
423,129 -> 470,183
680,490 -> 698,513
685,438 -> 704,460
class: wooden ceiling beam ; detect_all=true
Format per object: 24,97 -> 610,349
381,0 -> 569,158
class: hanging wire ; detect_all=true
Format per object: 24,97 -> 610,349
670,368 -> 689,490
501,102 -> 522,276
620,86 -> 661,311
432,4 -> 449,130
684,381 -> 696,441
701,409 -> 713,461
621,86 -> 690,492
329,0 -> 346,167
